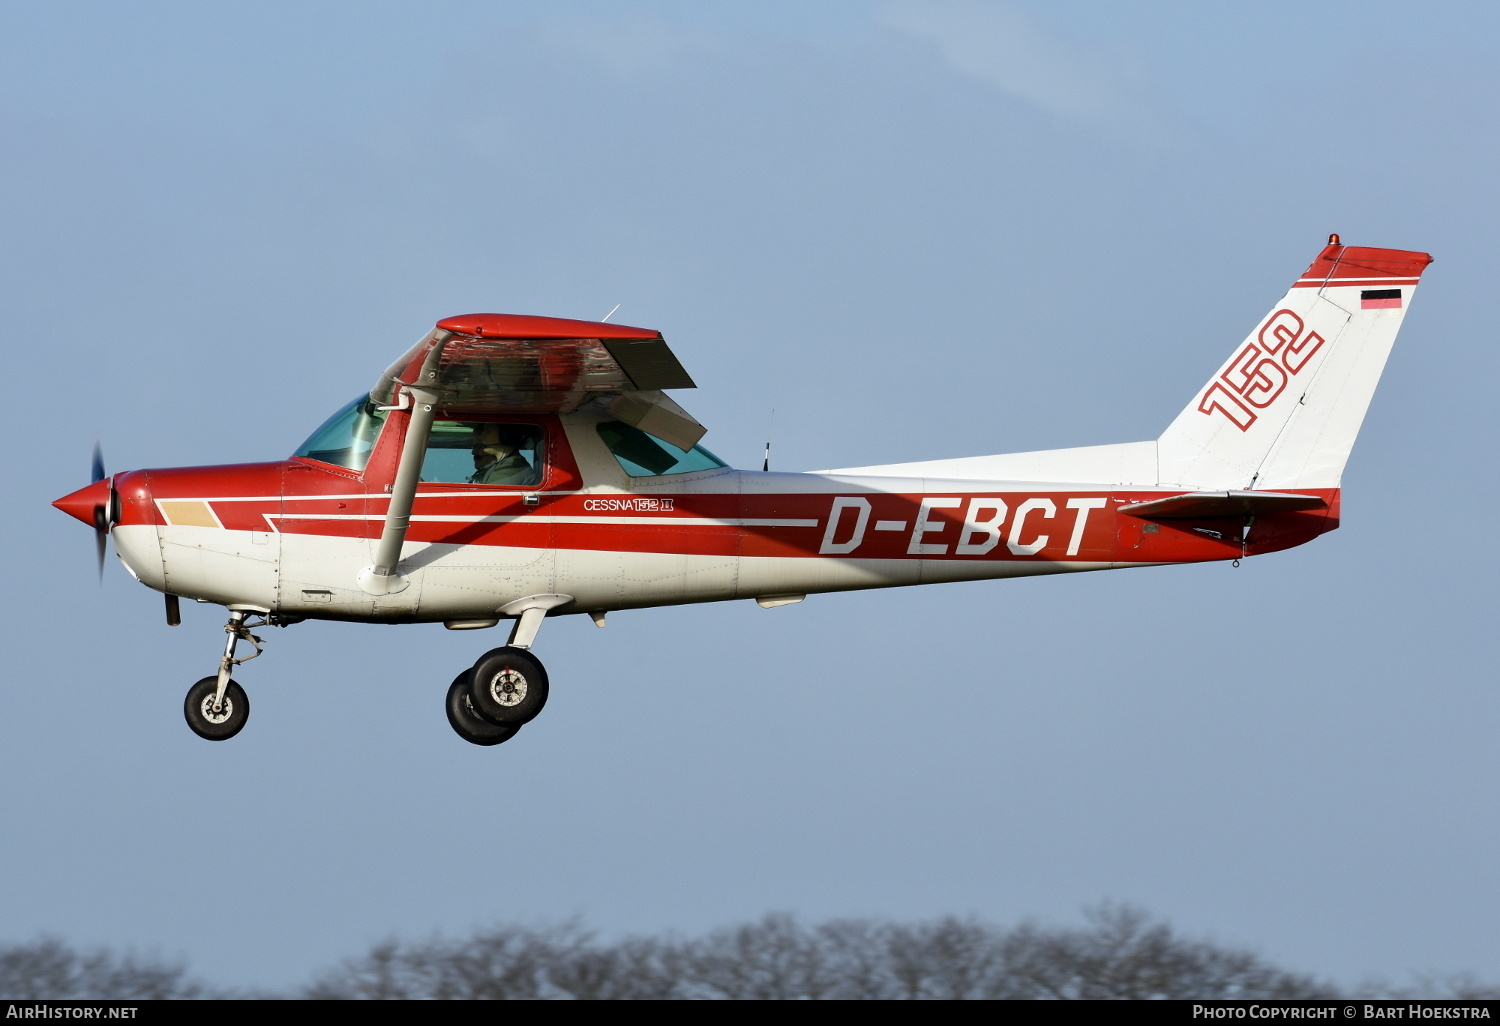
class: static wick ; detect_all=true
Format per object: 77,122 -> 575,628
601,303 -> 622,323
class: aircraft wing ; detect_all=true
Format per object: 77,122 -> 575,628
371,313 -> 706,448
1118,490 -> 1327,519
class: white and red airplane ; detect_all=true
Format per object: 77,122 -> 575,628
54,236 -> 1431,745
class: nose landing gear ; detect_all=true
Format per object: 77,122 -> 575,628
184,675 -> 250,740
182,609 -> 266,741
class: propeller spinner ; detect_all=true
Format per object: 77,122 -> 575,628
54,444 -> 119,580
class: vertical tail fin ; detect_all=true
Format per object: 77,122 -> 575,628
1157,237 -> 1433,490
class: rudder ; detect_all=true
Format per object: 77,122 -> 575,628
1157,237 -> 1432,490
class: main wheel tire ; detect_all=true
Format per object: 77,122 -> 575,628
468,647 -> 549,725
184,676 -> 250,741
445,673 -> 521,746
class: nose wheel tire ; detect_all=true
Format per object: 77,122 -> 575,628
468,647 -> 549,725
184,676 -> 250,741
445,674 -> 522,746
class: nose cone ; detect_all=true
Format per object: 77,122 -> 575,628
53,478 -> 111,527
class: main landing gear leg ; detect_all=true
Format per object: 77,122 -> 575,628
184,609 -> 265,741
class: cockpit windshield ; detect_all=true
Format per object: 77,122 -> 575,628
293,396 -> 389,471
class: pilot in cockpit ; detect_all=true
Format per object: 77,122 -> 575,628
468,424 -> 535,486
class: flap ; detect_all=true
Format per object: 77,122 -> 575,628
1118,490 -> 1328,519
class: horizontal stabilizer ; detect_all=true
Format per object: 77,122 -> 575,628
1118,490 -> 1327,520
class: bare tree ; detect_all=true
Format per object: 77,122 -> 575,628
12,904 -> 1494,999
676,913 -> 837,999
0,937 -> 203,1000
546,936 -> 681,1000
999,903 -> 1335,1000
304,925 -> 581,999
813,918 -> 904,1000
882,915 -> 1015,999
1357,973 -> 1500,1000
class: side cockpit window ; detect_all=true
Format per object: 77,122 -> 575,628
422,421 -> 545,486
596,421 -> 726,477
293,396 -> 389,472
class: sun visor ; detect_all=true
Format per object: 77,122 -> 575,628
607,390 -> 707,451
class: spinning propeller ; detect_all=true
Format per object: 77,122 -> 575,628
88,442 -> 117,580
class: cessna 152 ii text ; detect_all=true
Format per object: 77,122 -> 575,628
53,236 -> 1431,746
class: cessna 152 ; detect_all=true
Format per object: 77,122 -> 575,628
53,236 -> 1431,746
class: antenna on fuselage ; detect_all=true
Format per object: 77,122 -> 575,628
601,303 -> 622,322
763,409 -> 775,472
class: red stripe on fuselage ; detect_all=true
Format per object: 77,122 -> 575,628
121,460 -> 1338,566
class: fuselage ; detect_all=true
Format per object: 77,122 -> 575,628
87,406 -> 1338,625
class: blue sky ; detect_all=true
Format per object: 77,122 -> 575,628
2,1 -> 1496,990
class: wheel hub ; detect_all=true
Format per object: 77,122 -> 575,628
199,695 -> 234,724
488,668 -> 527,707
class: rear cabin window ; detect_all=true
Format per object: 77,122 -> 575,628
422,421 -> 545,486
293,396 -> 389,472
596,421 -> 726,477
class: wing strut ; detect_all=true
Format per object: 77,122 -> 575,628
358,336 -> 450,596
